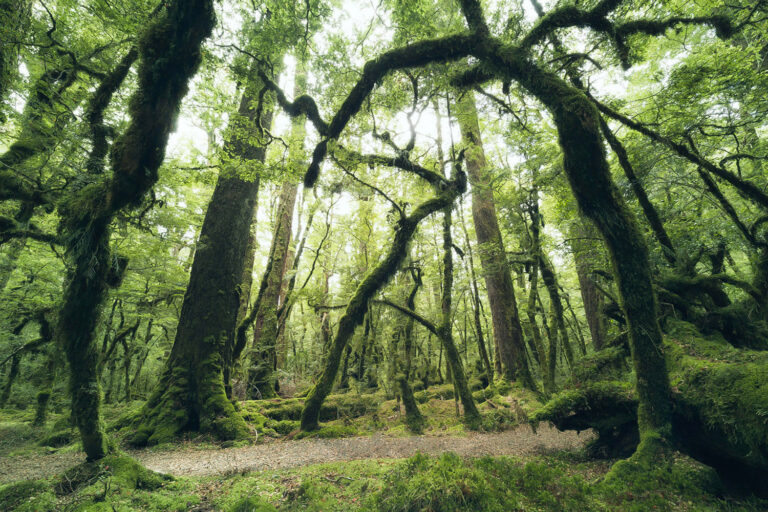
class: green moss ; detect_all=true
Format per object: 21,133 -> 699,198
39,429 -> 74,448
531,381 -> 635,429
665,319 -> 768,473
228,495 -> 277,512
55,454 -> 171,495
364,450 -> 761,511
266,419 -> 299,435
414,384 -> 455,403
0,480 -> 51,511
245,393 -> 383,424
296,424 -> 358,439
569,346 -> 629,385
130,348 -> 251,446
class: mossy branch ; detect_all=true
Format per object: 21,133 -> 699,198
300,169 -> 466,431
591,95 -> 768,211
599,116 -> 677,265
266,34 -> 474,187
85,47 -> 138,175
334,145 -> 448,188
520,0 -> 732,68
376,299 -> 440,336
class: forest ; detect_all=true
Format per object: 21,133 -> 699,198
1,0 -> 768,510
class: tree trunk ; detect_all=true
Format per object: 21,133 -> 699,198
525,188 -> 549,390
131,69 -> 270,446
539,252 -> 575,369
33,348 -> 56,426
247,63 -> 306,397
495,54 -> 674,452
55,0 -> 214,460
455,92 -> 534,388
399,265 -> 424,430
0,354 -> 19,408
248,180 -> 298,398
569,218 -> 607,350
439,205 -> 481,427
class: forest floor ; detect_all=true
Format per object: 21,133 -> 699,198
0,423 -> 586,482
2,385 -> 767,510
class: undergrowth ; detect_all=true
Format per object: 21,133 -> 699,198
4,450 -> 760,511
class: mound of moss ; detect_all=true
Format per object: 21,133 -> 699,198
368,451 -> 736,511
55,454 -> 171,495
244,392 -> 384,424
38,429 -> 74,448
229,495 -> 278,511
0,480 -> 55,511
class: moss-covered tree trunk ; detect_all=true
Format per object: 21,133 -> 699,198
526,202 -> 549,391
398,264 -> 425,431
569,218 -> 607,350
486,52 -> 674,451
455,92 -> 534,388
132,82 -> 272,445
54,0 -> 214,461
0,354 -> 18,408
247,63 -> 306,397
248,180 -> 298,398
33,347 -> 56,426
439,205 -> 481,427
539,252 -> 575,369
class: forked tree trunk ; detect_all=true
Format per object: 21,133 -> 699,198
300,171 -> 465,431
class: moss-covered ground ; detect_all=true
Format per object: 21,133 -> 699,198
2,449 -> 765,511
0,382 -> 539,462
1,372 -> 765,510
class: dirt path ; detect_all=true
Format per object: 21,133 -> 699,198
0,425 -> 591,483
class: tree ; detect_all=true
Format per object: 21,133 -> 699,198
53,0 -> 215,460
455,92 -> 534,388
131,71 -> 271,446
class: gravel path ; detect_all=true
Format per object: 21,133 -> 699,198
0,424 -> 590,483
